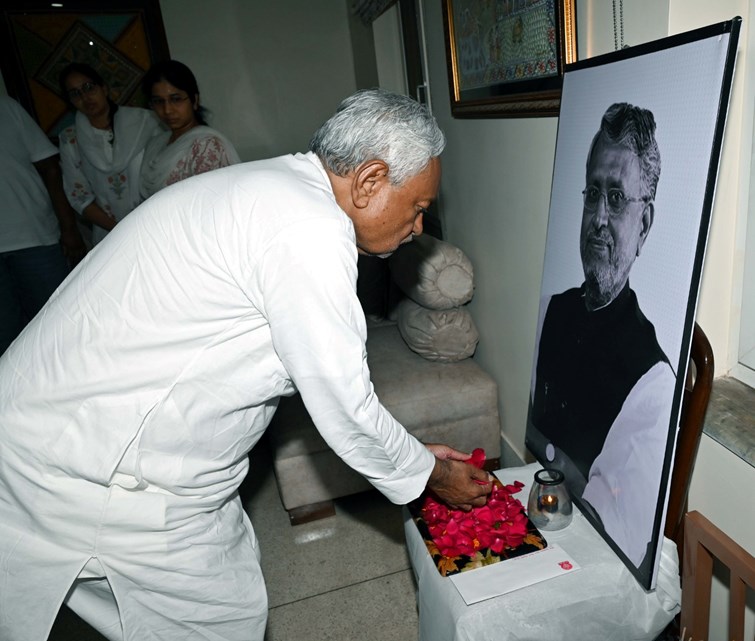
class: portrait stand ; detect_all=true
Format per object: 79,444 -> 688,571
525,18 -> 740,590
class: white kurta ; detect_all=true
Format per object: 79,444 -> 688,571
0,152 -> 435,641
583,360 -> 676,567
59,106 -> 162,245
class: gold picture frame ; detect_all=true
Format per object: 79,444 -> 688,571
443,0 -> 576,118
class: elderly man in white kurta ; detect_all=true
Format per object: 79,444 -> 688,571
0,89 -> 491,641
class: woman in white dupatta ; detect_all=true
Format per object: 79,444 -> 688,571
140,60 -> 240,199
58,63 -> 162,245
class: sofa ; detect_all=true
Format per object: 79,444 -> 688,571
267,234 -> 502,524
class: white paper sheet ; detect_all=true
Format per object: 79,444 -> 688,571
448,544 -> 581,605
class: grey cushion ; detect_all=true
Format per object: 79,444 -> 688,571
388,234 -> 474,310
396,298 -> 479,362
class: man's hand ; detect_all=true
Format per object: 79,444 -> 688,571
425,443 -> 493,511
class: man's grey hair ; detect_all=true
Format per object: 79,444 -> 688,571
309,88 -> 446,185
586,102 -> 661,200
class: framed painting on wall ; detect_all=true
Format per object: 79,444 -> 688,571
0,0 -> 169,139
443,0 -> 577,118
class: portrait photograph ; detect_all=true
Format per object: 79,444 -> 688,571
525,21 -> 738,589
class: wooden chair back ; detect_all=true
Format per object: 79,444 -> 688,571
664,323 -> 714,557
680,510 -> 755,641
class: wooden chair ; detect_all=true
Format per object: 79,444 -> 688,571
664,322 -> 715,562
657,323 -> 714,640
680,510 -> 755,641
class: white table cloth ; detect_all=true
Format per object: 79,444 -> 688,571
404,463 -> 681,641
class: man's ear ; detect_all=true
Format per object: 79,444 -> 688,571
351,160 -> 389,208
636,202 -> 655,256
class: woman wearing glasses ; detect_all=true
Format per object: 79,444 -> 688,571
58,63 -> 162,245
139,60 -> 239,199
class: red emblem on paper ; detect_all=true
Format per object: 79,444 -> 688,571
559,561 -> 573,570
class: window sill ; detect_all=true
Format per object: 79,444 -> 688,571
703,376 -> 755,469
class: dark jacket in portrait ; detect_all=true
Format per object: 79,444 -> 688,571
531,282 -> 670,479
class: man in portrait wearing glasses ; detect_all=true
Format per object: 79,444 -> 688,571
527,102 -> 675,570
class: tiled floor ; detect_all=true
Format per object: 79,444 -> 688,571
47,438 -> 419,641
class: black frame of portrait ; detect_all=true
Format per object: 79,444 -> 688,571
442,0 -> 577,119
0,0 -> 169,137
525,18 -> 740,590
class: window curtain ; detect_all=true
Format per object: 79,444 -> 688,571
351,0 -> 399,25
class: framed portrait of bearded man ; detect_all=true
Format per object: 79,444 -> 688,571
525,18 -> 740,590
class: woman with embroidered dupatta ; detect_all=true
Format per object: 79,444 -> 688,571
140,60 -> 240,199
58,63 -> 162,245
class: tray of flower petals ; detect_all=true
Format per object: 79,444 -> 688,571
408,449 -> 547,577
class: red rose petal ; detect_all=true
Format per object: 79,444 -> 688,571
469,448 -> 486,469
420,478 -> 533,562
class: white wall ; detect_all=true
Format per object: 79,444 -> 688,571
667,0 -> 754,378
578,0 -> 668,57
159,0 -> 359,161
373,5 -> 408,95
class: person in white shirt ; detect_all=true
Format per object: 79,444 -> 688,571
0,88 -> 491,641
0,96 -> 86,354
